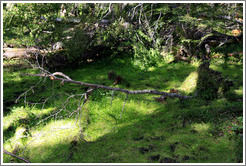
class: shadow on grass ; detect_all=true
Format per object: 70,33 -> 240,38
4,96 -> 243,163
3,57 -> 243,163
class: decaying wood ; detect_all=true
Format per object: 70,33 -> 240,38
3,149 -> 31,163
20,72 -> 196,99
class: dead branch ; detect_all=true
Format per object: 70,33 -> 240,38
75,87 -> 96,124
20,72 -> 196,99
108,90 -> 115,112
15,78 -> 44,103
102,3 -> 112,19
3,148 -> 31,163
120,93 -> 129,118
52,72 -> 72,80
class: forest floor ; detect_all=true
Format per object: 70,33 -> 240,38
3,54 -> 243,163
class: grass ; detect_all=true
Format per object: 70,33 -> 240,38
3,55 -> 243,163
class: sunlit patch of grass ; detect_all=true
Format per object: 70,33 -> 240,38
4,126 -> 29,162
83,95 -> 158,142
3,54 -> 243,163
30,107 -> 55,118
3,107 -> 31,131
190,123 -> 211,134
166,80 -> 182,89
234,86 -> 243,96
148,66 -> 156,71
179,71 -> 198,93
22,119 -> 80,162
3,106 -> 55,131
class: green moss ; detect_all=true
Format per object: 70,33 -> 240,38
3,55 -> 243,163
179,71 -> 198,93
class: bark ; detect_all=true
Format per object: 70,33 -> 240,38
3,149 -> 31,163
20,72 -> 196,100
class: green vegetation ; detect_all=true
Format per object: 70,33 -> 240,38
3,55 -> 243,163
3,2 -> 243,164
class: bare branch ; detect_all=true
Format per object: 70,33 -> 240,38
52,72 -> 72,80
20,72 -> 195,100
120,93 -> 129,118
15,78 -> 44,103
3,149 -> 31,163
102,3 -> 112,19
129,3 -> 143,20
153,11 -> 162,34
70,87 -> 96,124
76,96 -> 88,125
136,33 -> 144,44
69,94 -> 85,118
35,94 -> 80,126
108,90 -> 115,112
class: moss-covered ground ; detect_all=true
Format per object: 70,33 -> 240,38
3,55 -> 243,163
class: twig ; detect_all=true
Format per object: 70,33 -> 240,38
22,129 -> 43,156
3,149 -> 31,163
75,88 -> 96,124
15,78 -> 43,103
120,93 -> 129,119
35,94 -> 78,126
108,90 -> 115,112
153,11 -> 162,36
102,3 -> 112,19
69,94 -> 85,118
136,33 -> 144,45
75,97 -> 87,125
130,3 -> 143,20
26,94 -> 53,106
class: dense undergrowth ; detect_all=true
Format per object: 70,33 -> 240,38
3,52 -> 243,163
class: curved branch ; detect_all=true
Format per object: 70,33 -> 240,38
52,72 -> 72,80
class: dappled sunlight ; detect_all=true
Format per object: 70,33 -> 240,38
4,127 -> 27,154
3,2 -> 243,163
3,106 -> 55,131
30,119 -> 80,148
190,123 -> 211,134
3,106 -> 32,130
147,66 -> 156,72
30,107 -> 55,118
166,80 -> 182,89
18,120 -> 80,162
83,96 -> 159,142
179,71 -> 198,93
234,86 -> 243,96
